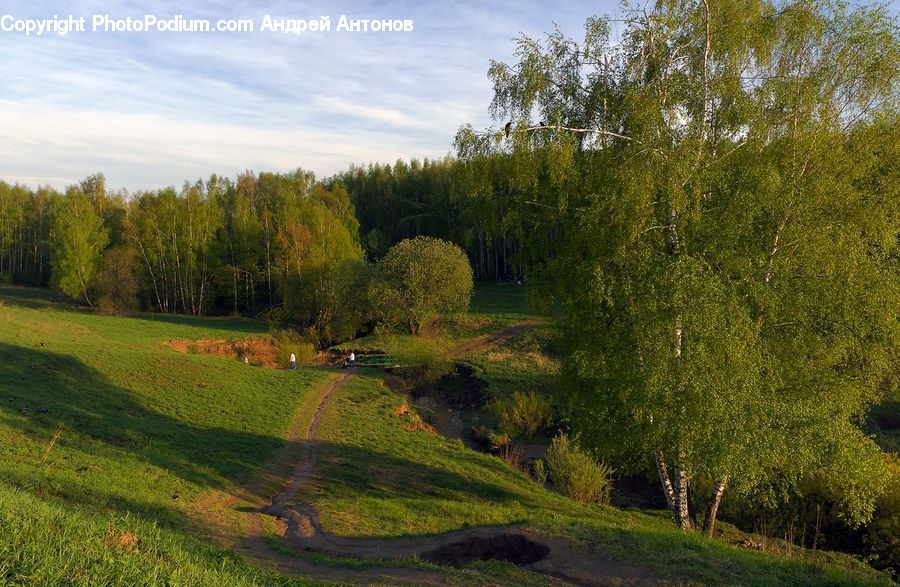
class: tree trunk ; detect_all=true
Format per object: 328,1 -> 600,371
674,455 -> 693,530
702,478 -> 727,536
655,450 -> 677,512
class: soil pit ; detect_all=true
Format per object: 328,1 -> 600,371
421,533 -> 549,567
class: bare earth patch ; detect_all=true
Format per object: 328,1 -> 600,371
162,338 -> 281,367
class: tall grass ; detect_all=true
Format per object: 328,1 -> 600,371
545,433 -> 613,505
489,390 -> 554,437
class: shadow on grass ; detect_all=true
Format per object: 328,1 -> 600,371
0,285 -> 73,309
0,284 -> 267,336
0,343 -> 520,532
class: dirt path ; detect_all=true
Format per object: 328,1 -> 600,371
450,319 -> 546,357
200,338 -> 660,585
195,371 -> 450,584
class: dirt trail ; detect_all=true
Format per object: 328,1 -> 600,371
450,319 -> 546,357
200,329 -> 660,585
197,372 -> 449,584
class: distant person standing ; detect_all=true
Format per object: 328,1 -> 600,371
290,352 -> 297,370
349,351 -> 355,366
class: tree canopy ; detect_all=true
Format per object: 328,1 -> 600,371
371,236 -> 474,334
455,0 -> 899,532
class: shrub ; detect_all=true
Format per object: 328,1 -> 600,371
283,256 -> 368,346
533,459 -> 548,485
471,425 -> 510,451
545,433 -> 613,505
270,327 -> 318,367
489,390 -> 554,437
498,443 -> 527,474
863,456 -> 900,571
383,336 -> 453,388
91,246 -> 139,315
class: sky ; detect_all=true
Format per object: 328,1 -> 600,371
0,0 -> 619,192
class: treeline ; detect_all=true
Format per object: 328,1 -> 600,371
1,158 -> 536,318
0,172 -> 362,323
0,183 -> 54,287
0,168 -> 492,344
337,158 -> 526,281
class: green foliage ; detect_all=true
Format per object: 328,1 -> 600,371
459,0 -> 899,533
381,335 -> 453,388
472,425 -> 511,451
489,390 -> 554,437
335,159 -> 516,281
280,184 -> 368,345
533,458 -> 547,485
51,188 -> 108,305
128,180 -> 224,316
92,246 -> 140,315
370,236 -> 474,334
545,433 -> 613,505
270,326 -> 318,366
0,182 -> 57,287
863,457 -> 900,572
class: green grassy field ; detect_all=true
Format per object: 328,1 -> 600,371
0,284 -> 892,586
0,285 -> 326,585
298,369 -> 890,586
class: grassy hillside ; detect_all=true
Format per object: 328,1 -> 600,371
0,286 -> 326,585
299,370 -> 889,586
0,284 -> 892,585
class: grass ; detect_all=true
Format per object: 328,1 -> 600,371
0,285 -> 327,585
298,369 -> 891,585
0,483 -> 313,586
322,283 -> 892,585
1,283 -> 893,586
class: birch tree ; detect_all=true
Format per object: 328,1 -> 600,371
51,188 -> 108,306
457,0 -> 898,532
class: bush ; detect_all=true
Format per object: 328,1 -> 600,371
533,459 -> 548,485
91,246 -> 139,315
472,425 -> 511,451
489,391 -> 554,437
370,236 -> 473,334
270,327 -> 318,367
383,335 -> 453,388
545,433 -> 613,505
863,456 -> 900,571
283,257 -> 368,346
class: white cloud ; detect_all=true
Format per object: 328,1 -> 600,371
0,100 -> 446,190
0,0 -> 618,191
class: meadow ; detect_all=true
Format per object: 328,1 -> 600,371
0,284 -> 892,585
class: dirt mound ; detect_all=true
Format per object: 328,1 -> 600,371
422,533 -> 550,567
163,338 -> 280,367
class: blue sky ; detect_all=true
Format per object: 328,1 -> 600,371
0,1 -> 618,191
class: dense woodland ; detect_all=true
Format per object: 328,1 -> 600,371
0,160 -> 522,315
1,0 -> 898,573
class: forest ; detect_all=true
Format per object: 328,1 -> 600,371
0,0 -> 897,574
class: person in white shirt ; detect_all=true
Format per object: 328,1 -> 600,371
290,352 -> 296,369
349,351 -> 355,366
